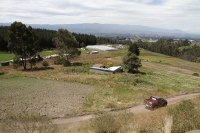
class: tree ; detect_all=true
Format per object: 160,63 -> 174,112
52,29 -> 81,60
0,26 -> 9,51
8,21 -> 40,70
123,52 -> 141,73
72,33 -> 97,47
128,42 -> 140,56
123,42 -> 141,73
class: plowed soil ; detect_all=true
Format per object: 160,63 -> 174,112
0,77 -> 96,119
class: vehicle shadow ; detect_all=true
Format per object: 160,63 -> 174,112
145,106 -> 154,111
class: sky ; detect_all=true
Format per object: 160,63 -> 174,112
0,0 -> 200,34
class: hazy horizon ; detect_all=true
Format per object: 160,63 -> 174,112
1,0 -> 200,34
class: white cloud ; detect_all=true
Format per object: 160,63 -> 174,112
0,0 -> 200,33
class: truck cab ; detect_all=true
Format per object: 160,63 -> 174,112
143,96 -> 167,109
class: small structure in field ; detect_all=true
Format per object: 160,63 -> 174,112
86,45 -> 116,51
87,51 -> 99,54
90,65 -> 123,74
0,61 -> 10,66
45,54 -> 59,59
108,66 -> 123,72
116,44 -> 124,49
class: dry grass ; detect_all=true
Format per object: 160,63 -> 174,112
0,48 -> 200,114
163,115 -> 173,133
1,48 -> 200,132
66,96 -> 200,133
0,113 -> 58,133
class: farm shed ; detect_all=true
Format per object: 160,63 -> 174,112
87,51 -> 99,54
90,66 -> 123,74
0,61 -> 9,66
86,45 -> 116,51
108,66 -> 123,72
45,54 -> 59,59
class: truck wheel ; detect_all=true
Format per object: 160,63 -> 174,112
152,105 -> 158,110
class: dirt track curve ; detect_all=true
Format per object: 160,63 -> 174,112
52,92 -> 200,128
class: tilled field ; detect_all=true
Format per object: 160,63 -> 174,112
0,76 -> 96,119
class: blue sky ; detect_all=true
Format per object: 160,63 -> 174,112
148,0 -> 163,5
0,0 -> 200,34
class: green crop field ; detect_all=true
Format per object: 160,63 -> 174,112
39,50 -> 54,56
0,53 -> 15,62
0,50 -> 54,62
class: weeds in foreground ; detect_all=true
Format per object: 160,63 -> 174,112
168,100 -> 200,133
0,113 -> 58,133
163,115 -> 173,133
69,97 -> 200,133
92,113 -> 121,133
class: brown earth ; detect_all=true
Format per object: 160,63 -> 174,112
0,76 -> 96,119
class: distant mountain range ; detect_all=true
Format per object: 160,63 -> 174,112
1,23 -> 200,40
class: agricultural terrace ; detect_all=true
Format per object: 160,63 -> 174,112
0,47 -> 200,117
0,52 -> 15,62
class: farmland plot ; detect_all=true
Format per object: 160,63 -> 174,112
0,76 -> 96,119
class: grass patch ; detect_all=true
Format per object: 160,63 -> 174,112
179,45 -> 192,50
0,74 -> 17,80
0,53 -> 15,62
64,66 -> 90,74
0,50 -> 53,62
39,50 -> 54,56
79,66 -> 200,112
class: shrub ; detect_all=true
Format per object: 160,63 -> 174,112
192,73 -> 199,77
12,57 -> 22,68
28,58 -> 36,69
106,101 -> 117,108
61,59 -> 71,66
42,60 -> 49,67
92,113 -> 121,133
53,57 -> 70,66
53,57 -> 62,65
168,100 -> 200,133
106,62 -> 113,68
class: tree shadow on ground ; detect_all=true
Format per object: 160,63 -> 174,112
22,67 -> 54,71
70,62 -> 83,66
128,71 -> 146,75
0,72 -> 5,75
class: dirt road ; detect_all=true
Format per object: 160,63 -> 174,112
52,92 -> 200,128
